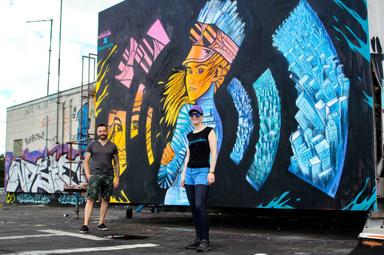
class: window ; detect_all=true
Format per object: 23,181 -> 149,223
13,139 -> 23,157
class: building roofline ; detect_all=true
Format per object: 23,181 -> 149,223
7,82 -> 95,111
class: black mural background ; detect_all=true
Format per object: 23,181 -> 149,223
96,0 -> 375,210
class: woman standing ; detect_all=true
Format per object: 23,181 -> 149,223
181,104 -> 217,252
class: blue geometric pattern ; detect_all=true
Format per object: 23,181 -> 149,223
197,0 -> 245,46
77,102 -> 90,154
158,104 -> 192,189
246,69 -> 281,191
273,0 -> 350,197
227,78 -> 254,165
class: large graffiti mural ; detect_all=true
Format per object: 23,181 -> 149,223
5,0 -> 375,210
92,0 -> 376,210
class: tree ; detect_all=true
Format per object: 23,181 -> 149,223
0,154 -> 4,187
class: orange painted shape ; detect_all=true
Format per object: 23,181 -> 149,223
146,107 -> 154,165
107,110 -> 127,176
130,84 -> 145,139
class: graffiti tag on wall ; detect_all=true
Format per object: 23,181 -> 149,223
6,144 -> 85,194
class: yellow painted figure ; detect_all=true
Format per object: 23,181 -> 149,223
158,0 -> 245,190
108,110 -> 127,176
161,52 -> 229,166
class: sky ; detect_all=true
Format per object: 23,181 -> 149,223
1,1 -> 383,156
0,0 -> 124,154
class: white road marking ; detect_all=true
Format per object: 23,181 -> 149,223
3,243 -> 158,255
163,227 -> 194,232
0,221 -> 15,224
0,234 -> 58,240
39,229 -> 107,241
0,229 -> 110,241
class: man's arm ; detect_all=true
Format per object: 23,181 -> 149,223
113,153 -> 120,188
83,152 -> 92,181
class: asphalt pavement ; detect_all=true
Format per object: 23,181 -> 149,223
0,193 -> 383,254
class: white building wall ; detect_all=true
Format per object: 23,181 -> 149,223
6,84 -> 95,154
368,0 -> 384,51
5,84 -> 95,194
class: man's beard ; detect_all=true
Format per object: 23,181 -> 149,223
99,135 -> 107,140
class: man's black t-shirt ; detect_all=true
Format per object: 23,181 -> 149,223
86,140 -> 118,176
187,127 -> 213,168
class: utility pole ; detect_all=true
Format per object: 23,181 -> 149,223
26,18 -> 53,168
56,0 -> 63,144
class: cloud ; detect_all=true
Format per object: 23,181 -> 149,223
0,0 -> 123,154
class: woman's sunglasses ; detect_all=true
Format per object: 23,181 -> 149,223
189,112 -> 202,118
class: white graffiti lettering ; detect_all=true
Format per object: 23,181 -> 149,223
6,150 -> 85,194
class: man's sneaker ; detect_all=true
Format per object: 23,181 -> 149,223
79,225 -> 89,234
184,239 -> 200,249
97,223 -> 109,231
196,240 -> 210,252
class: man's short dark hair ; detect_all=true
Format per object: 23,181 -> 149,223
97,123 -> 108,129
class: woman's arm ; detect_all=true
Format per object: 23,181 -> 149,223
208,129 -> 217,185
181,145 -> 190,187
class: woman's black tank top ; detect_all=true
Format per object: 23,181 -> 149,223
187,126 -> 213,168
